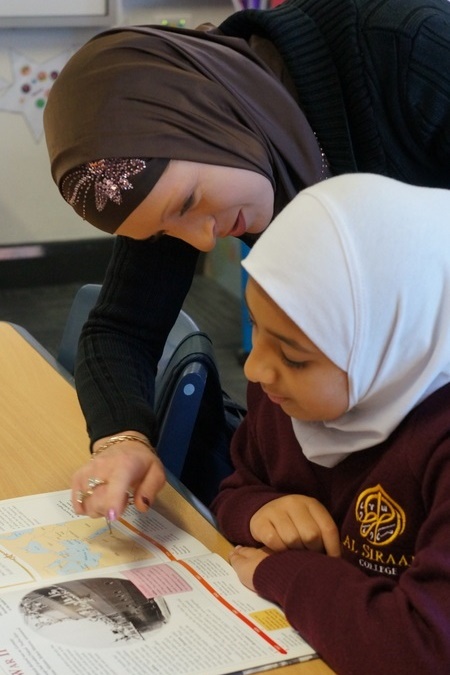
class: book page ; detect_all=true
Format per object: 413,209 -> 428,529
0,490 -> 316,674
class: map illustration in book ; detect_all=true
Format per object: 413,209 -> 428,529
0,490 -> 317,674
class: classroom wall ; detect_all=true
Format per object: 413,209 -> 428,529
0,1 -> 233,247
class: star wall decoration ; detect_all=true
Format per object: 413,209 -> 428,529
0,48 -> 74,142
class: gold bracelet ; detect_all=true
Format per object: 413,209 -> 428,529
92,434 -> 156,458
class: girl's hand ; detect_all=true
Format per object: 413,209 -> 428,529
229,546 -> 270,591
250,494 -> 341,557
71,432 -> 166,520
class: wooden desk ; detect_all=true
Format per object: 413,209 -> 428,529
0,322 -> 335,675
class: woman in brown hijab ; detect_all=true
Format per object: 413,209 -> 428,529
44,0 -> 450,523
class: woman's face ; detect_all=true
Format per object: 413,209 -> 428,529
244,278 -> 349,422
116,160 -> 274,251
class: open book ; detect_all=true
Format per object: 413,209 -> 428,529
0,490 -> 316,674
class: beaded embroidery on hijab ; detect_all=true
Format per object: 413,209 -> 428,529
60,158 -> 169,234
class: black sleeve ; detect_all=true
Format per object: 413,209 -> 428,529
75,234 -> 200,445
403,11 -> 450,180
364,2 -> 450,187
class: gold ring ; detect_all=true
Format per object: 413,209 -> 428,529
87,477 -> 107,490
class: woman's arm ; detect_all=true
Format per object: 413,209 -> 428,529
75,234 -> 200,445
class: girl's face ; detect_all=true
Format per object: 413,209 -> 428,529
244,278 -> 349,422
116,160 -> 274,252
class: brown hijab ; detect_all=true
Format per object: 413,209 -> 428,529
44,25 -> 329,233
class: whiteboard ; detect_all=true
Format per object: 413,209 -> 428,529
0,0 -> 119,26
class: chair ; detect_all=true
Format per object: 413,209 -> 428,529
154,330 -> 238,508
154,332 -> 209,477
56,284 -> 236,522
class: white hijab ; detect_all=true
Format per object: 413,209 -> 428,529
243,174 -> 450,467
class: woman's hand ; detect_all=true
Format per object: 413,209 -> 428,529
229,546 -> 271,591
250,495 -> 341,557
71,432 -> 166,521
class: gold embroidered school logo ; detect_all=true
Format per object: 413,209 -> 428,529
355,484 -> 405,546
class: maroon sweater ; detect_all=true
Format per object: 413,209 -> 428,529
211,381 -> 450,675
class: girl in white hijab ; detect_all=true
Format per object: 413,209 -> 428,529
246,172 -> 450,467
212,174 -> 450,675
